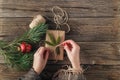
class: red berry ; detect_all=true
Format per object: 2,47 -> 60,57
20,42 -> 26,53
26,44 -> 32,53
19,42 -> 32,53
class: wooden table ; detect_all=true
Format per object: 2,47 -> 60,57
0,0 -> 120,80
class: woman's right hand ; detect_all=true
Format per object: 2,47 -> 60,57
61,40 -> 82,70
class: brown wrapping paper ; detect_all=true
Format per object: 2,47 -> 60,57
45,30 -> 65,60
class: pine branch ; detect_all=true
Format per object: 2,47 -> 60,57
18,23 -> 48,43
0,23 -> 48,71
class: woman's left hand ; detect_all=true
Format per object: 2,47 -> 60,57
32,47 -> 49,74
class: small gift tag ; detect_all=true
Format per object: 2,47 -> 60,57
45,30 -> 65,60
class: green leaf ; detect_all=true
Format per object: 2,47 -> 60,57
56,36 -> 61,44
55,46 -> 60,55
48,33 -> 56,45
45,41 -> 56,46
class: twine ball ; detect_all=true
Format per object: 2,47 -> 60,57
29,15 -> 46,28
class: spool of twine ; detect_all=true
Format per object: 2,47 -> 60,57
29,15 -> 46,28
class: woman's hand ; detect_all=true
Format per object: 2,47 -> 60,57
61,40 -> 82,70
33,47 -> 49,74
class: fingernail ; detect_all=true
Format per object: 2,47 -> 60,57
62,43 -> 66,46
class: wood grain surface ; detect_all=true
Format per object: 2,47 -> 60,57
0,0 -> 120,80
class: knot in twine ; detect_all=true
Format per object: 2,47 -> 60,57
52,6 -> 70,33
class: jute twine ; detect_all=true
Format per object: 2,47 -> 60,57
52,65 -> 85,80
52,6 -> 70,33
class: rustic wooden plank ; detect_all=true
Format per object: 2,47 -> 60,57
0,0 -> 117,9
0,42 -> 120,65
0,64 -> 120,80
84,65 -> 120,80
0,17 -> 119,42
0,17 -> 116,26
0,64 -> 26,80
0,0 -> 118,17
0,25 -> 118,42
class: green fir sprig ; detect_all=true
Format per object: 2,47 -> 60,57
0,23 -> 48,71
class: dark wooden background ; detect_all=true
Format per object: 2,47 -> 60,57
0,0 -> 120,80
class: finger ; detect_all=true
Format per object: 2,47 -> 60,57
38,47 -> 46,57
65,40 -> 80,51
59,41 -> 66,46
43,50 -> 47,59
44,50 -> 49,61
45,47 -> 50,51
64,45 -> 71,54
61,40 -> 76,47
35,47 -> 42,54
66,40 -> 78,47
